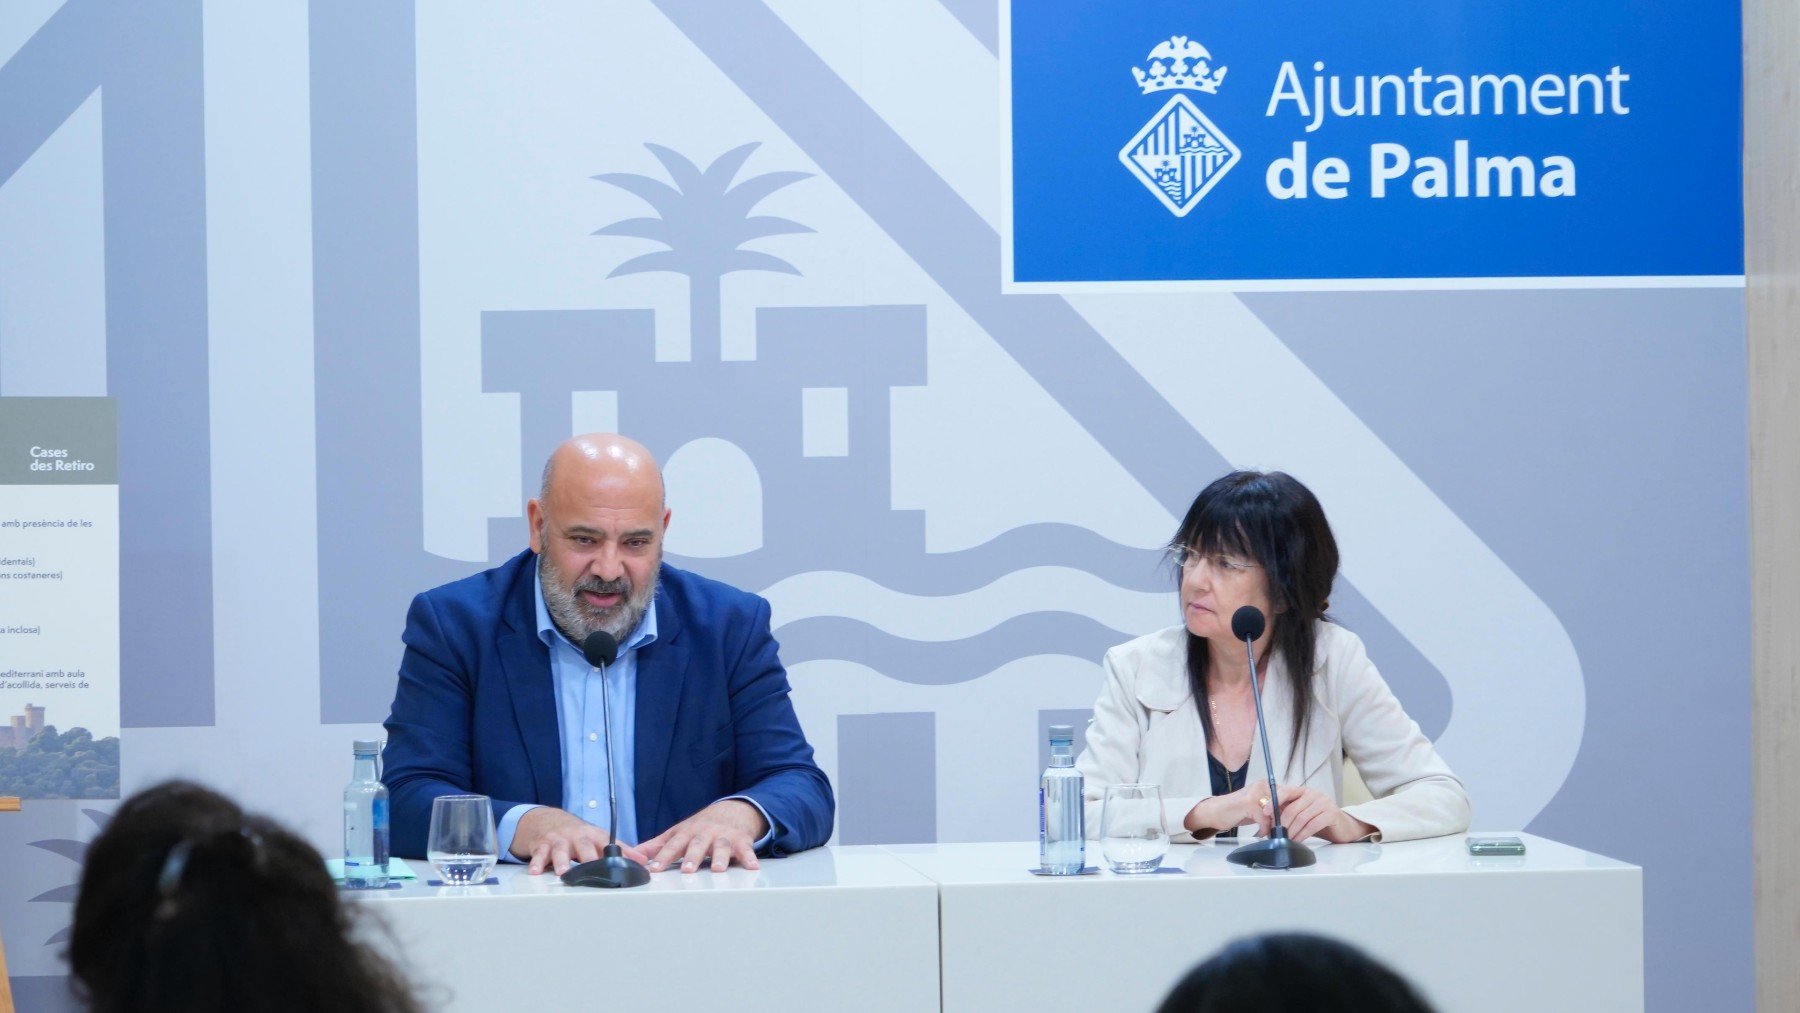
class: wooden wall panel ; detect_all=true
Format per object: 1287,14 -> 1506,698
1745,0 -> 1800,1006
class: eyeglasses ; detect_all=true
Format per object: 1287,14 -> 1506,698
1172,547 -> 1263,576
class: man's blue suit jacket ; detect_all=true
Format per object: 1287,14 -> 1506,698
382,550 -> 835,859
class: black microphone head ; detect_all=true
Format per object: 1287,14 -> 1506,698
581,630 -> 619,668
1230,605 -> 1266,642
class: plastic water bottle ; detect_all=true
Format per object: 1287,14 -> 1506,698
343,739 -> 390,889
1039,724 -> 1085,874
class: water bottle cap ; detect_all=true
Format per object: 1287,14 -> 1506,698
353,739 -> 384,754
1048,724 -> 1074,741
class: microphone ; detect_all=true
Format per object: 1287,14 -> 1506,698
582,630 -> 619,668
561,630 -> 650,888
1225,605 -> 1317,870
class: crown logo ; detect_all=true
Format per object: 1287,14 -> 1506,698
1131,36 -> 1227,95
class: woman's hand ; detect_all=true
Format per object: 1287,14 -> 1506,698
1269,785 -> 1377,843
1186,784 -> 1378,843
1184,782 -> 1280,836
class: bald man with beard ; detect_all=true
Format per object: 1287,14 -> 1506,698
381,435 -> 834,875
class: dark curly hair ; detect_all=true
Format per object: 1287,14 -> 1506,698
69,780 -> 421,1013
1156,932 -> 1436,1012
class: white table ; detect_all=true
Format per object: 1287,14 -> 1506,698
885,834 -> 1643,1013
351,846 -> 941,1012
354,834 -> 1641,1012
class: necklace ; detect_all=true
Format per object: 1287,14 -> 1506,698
1207,681 -> 1255,771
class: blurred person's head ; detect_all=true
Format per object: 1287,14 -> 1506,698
69,780 -> 420,1013
1155,932 -> 1436,1013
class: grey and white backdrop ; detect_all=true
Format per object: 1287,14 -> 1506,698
0,2 -> 1747,1010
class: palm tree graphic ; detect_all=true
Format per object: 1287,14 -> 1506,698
25,807 -> 109,944
593,142 -> 813,359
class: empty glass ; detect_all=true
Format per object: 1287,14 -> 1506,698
427,794 -> 497,885
1100,783 -> 1169,873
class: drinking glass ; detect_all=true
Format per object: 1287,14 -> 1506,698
427,794 -> 497,885
1100,783 -> 1169,873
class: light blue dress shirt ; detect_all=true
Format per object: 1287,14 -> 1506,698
498,561 -> 774,861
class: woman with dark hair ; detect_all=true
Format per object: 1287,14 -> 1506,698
69,780 -> 421,1013
1077,471 -> 1468,844
1155,932 -> 1438,1013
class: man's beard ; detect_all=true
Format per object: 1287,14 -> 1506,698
539,551 -> 658,644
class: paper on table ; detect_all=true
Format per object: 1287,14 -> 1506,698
326,857 -> 417,882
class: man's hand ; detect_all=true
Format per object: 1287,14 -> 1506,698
639,799 -> 768,873
513,806 -> 649,876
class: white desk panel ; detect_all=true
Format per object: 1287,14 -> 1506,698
886,834 -> 1642,1013
351,846 -> 941,1012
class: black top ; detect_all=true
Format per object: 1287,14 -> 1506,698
1207,752 -> 1250,839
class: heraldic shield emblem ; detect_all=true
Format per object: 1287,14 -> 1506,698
1119,36 -> 1239,217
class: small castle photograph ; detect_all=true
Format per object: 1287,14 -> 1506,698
0,701 -> 45,751
0,702 -> 119,799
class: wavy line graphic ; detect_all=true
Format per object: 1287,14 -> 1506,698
760,566 -> 1176,642
675,523 -> 1171,595
774,612 -> 1128,684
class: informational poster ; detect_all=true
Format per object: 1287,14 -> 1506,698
0,398 -> 119,799
1004,0 -> 1744,286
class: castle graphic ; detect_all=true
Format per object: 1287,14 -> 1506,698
476,142 -> 1167,682
0,702 -> 46,751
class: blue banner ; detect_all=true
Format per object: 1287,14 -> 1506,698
1005,0 -> 1743,284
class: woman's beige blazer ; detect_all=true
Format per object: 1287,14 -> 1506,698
1075,622 -> 1471,843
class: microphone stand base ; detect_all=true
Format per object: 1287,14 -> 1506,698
1226,831 -> 1318,870
561,845 -> 652,888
